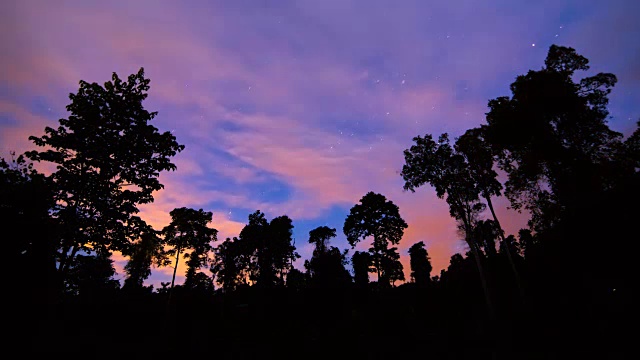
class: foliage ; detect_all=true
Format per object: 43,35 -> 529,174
343,192 -> 407,286
162,207 -> 217,289
1,152 -> 56,290
25,68 -> 184,283
483,45 -> 623,230
408,241 -> 432,286
65,251 -> 121,297
351,250 -> 371,287
123,216 -> 169,289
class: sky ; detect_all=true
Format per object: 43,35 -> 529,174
2,0 -> 639,288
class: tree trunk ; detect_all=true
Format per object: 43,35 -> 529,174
485,196 -> 525,300
167,246 -> 182,307
466,230 -> 494,320
170,247 -> 181,289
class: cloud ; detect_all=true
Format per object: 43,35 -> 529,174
4,0 -> 637,290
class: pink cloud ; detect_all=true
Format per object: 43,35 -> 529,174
4,0 -> 554,289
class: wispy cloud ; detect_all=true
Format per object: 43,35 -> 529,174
2,0 -> 638,287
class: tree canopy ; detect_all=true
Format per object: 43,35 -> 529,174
24,68 -> 184,286
343,192 -> 407,286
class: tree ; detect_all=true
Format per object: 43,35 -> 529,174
65,251 -> 121,298
408,241 -> 432,286
380,246 -> 405,286
162,207 -> 217,291
471,220 -> 499,258
401,133 -> 493,314
122,216 -> 169,290
455,128 -> 524,294
211,237 -> 242,292
265,215 -> 300,286
308,226 -> 336,255
286,267 -> 306,290
233,210 -> 300,288
343,192 -> 407,287
236,210 -> 268,285
184,272 -> 215,294
25,68 -> 184,287
351,251 -> 371,288
305,226 -> 351,288
1,153 -> 56,293
483,45 -> 622,230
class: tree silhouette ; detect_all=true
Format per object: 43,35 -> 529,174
408,241 -> 432,286
232,211 -> 267,285
483,45 -> 622,230
380,246 -> 404,286
162,207 -> 217,291
305,226 -> 351,288
455,128 -> 524,294
211,237 -> 242,292
122,216 -> 169,290
471,220 -> 499,258
285,267 -> 306,290
264,215 -> 300,286
25,68 -> 184,288
343,192 -> 407,286
234,210 -> 300,288
351,250 -> 371,288
1,152 -> 56,296
65,251 -> 120,298
401,133 -> 493,314
309,226 -> 336,255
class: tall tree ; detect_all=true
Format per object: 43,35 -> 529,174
408,241 -> 432,286
483,45 -> 622,230
162,207 -> 217,291
455,128 -> 523,294
401,133 -> 493,314
343,192 -> 407,287
25,68 -> 184,286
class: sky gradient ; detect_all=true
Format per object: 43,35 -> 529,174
2,0 -> 638,288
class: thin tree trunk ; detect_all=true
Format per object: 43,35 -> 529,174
458,197 -> 494,319
167,246 -> 181,306
485,196 -> 525,300
170,247 -> 181,289
466,229 -> 494,320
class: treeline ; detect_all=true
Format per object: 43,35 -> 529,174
3,45 -> 638,357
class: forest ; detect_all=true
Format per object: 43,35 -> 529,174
4,45 -> 638,358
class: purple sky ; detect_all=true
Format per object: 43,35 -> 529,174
2,0 -> 638,287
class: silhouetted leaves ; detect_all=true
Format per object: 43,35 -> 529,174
162,207 -> 217,290
344,192 -> 407,287
24,68 -> 184,287
306,226 -> 351,288
408,241 -> 432,286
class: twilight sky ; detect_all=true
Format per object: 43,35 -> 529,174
2,0 -> 638,288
